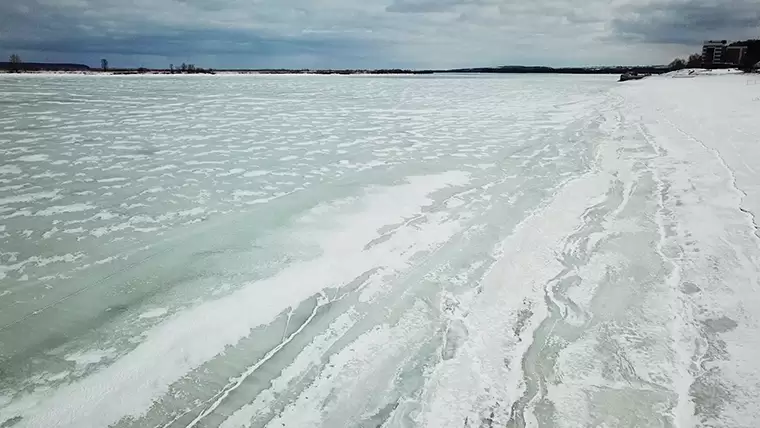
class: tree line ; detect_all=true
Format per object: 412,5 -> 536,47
4,54 -> 213,74
169,63 -> 214,74
7,46 -> 757,75
668,53 -> 703,71
8,54 -> 21,72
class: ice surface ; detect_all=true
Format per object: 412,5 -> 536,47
137,308 -> 169,319
0,165 -> 22,175
1,73 -> 760,428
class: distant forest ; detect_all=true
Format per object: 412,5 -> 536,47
0,59 -> 672,75
0,61 -> 90,72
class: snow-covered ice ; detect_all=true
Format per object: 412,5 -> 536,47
1,72 -> 760,428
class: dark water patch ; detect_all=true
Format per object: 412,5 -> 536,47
0,416 -> 22,428
0,330 -> 70,388
703,316 -> 738,334
680,281 -> 701,294
690,367 -> 734,422
364,232 -> 394,251
135,148 -> 160,156
283,295 -> 319,339
442,319 -> 468,360
106,304 -> 130,314
362,401 -> 399,428
192,248 -> 234,259
336,268 -> 383,298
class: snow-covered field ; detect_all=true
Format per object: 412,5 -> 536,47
0,73 -> 759,427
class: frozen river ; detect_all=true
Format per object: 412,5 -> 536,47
1,73 -> 759,427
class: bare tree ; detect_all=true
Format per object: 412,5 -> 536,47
686,53 -> 702,68
180,62 -> 187,72
669,58 -> 686,70
101,58 -> 109,72
170,64 -> 174,74
9,54 -> 21,72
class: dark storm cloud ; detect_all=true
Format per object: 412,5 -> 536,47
6,27 -> 361,58
0,0 -> 376,67
612,0 -> 760,44
2,0 -> 754,68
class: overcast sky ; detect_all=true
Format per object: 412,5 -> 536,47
1,0 -> 758,69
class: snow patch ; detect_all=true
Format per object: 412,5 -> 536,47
0,190 -> 59,206
0,165 -> 22,175
35,203 -> 96,217
17,154 -> 50,162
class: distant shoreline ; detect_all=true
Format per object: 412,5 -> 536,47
1,64 -> 673,76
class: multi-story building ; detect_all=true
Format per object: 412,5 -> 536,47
702,40 -> 725,67
725,45 -> 747,65
702,40 -> 747,68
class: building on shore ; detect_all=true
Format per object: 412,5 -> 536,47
702,40 -> 747,68
725,46 -> 747,65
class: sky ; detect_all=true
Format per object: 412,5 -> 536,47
0,0 -> 759,69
